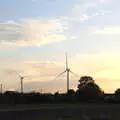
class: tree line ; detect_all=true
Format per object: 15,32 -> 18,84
0,76 -> 120,104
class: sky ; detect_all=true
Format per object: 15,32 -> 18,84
0,0 -> 120,93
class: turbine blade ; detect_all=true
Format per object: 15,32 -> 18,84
56,70 -> 67,78
22,74 -> 40,78
65,52 -> 68,70
24,75 -> 32,78
6,69 -> 22,77
16,72 -> 21,77
70,70 -> 80,77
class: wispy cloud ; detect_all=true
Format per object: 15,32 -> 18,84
93,26 -> 120,35
0,18 -> 67,46
99,0 -> 111,3
69,0 -> 111,22
0,0 -> 112,46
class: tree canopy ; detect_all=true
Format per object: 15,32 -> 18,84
76,76 -> 103,101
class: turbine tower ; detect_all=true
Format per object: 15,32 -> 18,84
20,76 -> 24,94
66,53 -> 70,92
57,53 -> 79,93
0,83 -> 3,93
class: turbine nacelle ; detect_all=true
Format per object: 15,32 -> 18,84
66,68 -> 70,71
20,76 -> 24,80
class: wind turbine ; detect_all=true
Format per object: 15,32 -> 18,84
6,69 -> 31,93
16,73 -> 28,94
56,53 -> 79,93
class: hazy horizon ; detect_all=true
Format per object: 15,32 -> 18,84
0,0 -> 120,93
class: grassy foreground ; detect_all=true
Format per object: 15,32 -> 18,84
0,103 -> 119,120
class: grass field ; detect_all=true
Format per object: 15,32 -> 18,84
0,103 -> 119,120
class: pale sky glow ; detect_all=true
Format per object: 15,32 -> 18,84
0,0 -> 120,93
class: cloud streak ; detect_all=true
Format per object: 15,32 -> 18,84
0,19 -> 67,46
0,0 -> 112,46
69,0 -> 111,22
93,26 -> 120,35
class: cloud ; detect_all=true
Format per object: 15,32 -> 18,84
0,0 -> 112,46
0,21 -> 23,42
22,60 -> 65,77
69,0 -> 111,22
0,19 -> 67,46
2,60 -> 66,82
93,26 -> 120,35
72,2 -> 96,14
99,0 -> 111,3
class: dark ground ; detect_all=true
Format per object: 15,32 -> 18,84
0,104 -> 120,120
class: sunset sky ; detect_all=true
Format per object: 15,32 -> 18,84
0,0 -> 120,93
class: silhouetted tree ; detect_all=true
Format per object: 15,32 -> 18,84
76,76 -> 103,101
114,88 -> 120,102
66,89 -> 76,102
78,76 -> 94,89
67,89 -> 75,96
115,89 -> 120,96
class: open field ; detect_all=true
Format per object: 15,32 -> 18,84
0,104 -> 120,120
